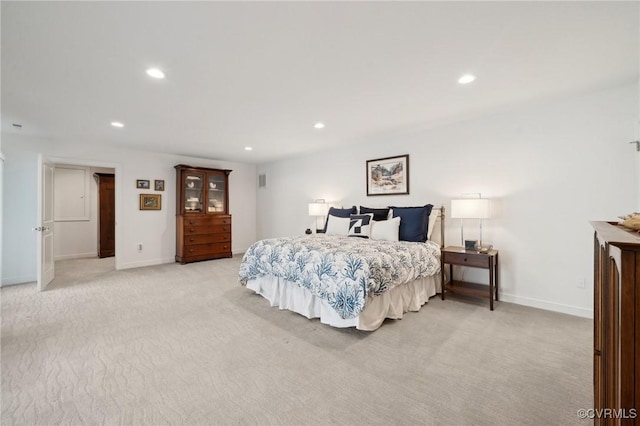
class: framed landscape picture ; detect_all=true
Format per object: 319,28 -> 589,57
140,194 -> 161,210
136,179 -> 150,189
366,154 -> 409,196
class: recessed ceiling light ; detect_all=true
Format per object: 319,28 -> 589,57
111,121 -> 124,128
458,74 -> 476,84
146,68 -> 165,79
244,146 -> 253,151
314,122 -> 325,129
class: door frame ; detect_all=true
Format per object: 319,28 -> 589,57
636,144 -> 640,211
38,154 -> 122,271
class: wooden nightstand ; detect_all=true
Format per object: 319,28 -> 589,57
441,246 -> 499,310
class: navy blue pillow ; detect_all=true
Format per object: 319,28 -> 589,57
389,204 -> 434,242
359,206 -> 390,221
323,206 -> 357,232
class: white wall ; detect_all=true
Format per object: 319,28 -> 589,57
257,83 -> 639,318
2,138 -> 257,285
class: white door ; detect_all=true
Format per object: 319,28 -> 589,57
37,158 -> 55,291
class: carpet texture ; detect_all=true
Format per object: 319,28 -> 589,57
1,256 -> 592,425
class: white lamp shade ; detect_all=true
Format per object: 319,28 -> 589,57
308,202 -> 329,216
451,198 -> 490,219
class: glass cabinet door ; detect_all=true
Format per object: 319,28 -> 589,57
184,171 -> 204,213
206,173 -> 226,213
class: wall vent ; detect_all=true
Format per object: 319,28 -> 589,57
258,173 -> 267,188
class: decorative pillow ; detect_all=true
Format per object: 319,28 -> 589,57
389,204 -> 434,242
323,206 -> 357,232
348,213 -> 373,238
370,216 -> 400,241
325,215 -> 351,236
359,206 -> 390,221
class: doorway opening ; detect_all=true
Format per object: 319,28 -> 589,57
52,165 -> 115,288
38,155 -> 120,291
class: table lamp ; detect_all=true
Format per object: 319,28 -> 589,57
451,197 -> 491,250
308,199 -> 329,233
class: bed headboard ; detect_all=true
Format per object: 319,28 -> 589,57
430,206 -> 446,248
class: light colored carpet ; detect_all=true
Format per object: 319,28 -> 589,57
1,256 -> 592,426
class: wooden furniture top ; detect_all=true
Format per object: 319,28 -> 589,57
590,221 -> 640,248
174,164 -> 232,174
442,246 -> 498,257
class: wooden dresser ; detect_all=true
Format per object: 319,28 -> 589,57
592,221 -> 639,425
175,165 -> 232,264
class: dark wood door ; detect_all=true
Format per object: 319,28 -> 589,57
94,173 -> 115,258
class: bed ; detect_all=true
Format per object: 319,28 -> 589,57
239,205 -> 444,331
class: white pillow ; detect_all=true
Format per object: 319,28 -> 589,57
427,211 -> 438,240
370,216 -> 400,241
325,215 -> 350,236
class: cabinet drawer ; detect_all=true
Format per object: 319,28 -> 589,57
183,215 -> 231,226
444,251 -> 489,268
210,215 -> 231,225
184,242 -> 231,256
210,224 -> 231,233
184,233 -> 231,245
184,224 -> 231,235
183,216 -> 213,227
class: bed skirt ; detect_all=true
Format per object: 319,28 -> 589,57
245,274 -> 441,331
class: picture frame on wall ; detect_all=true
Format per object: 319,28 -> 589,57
154,179 -> 165,191
366,154 -> 409,196
136,179 -> 150,189
140,194 -> 161,210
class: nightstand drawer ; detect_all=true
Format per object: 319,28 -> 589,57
443,251 -> 489,268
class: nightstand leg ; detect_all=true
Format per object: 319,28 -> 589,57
448,263 -> 453,298
441,259 -> 445,300
495,253 -> 499,301
489,258 -> 494,311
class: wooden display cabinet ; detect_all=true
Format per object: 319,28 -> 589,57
175,165 -> 232,264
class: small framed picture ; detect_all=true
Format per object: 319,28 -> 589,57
136,179 -> 150,189
140,194 -> 161,210
154,180 -> 165,191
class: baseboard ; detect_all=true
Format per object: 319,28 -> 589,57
499,292 -> 593,319
54,252 -> 97,261
2,275 -> 37,286
118,257 -> 175,270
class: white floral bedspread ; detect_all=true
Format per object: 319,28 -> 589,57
239,235 -> 440,319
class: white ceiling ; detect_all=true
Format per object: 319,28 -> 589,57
2,1 -> 638,164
